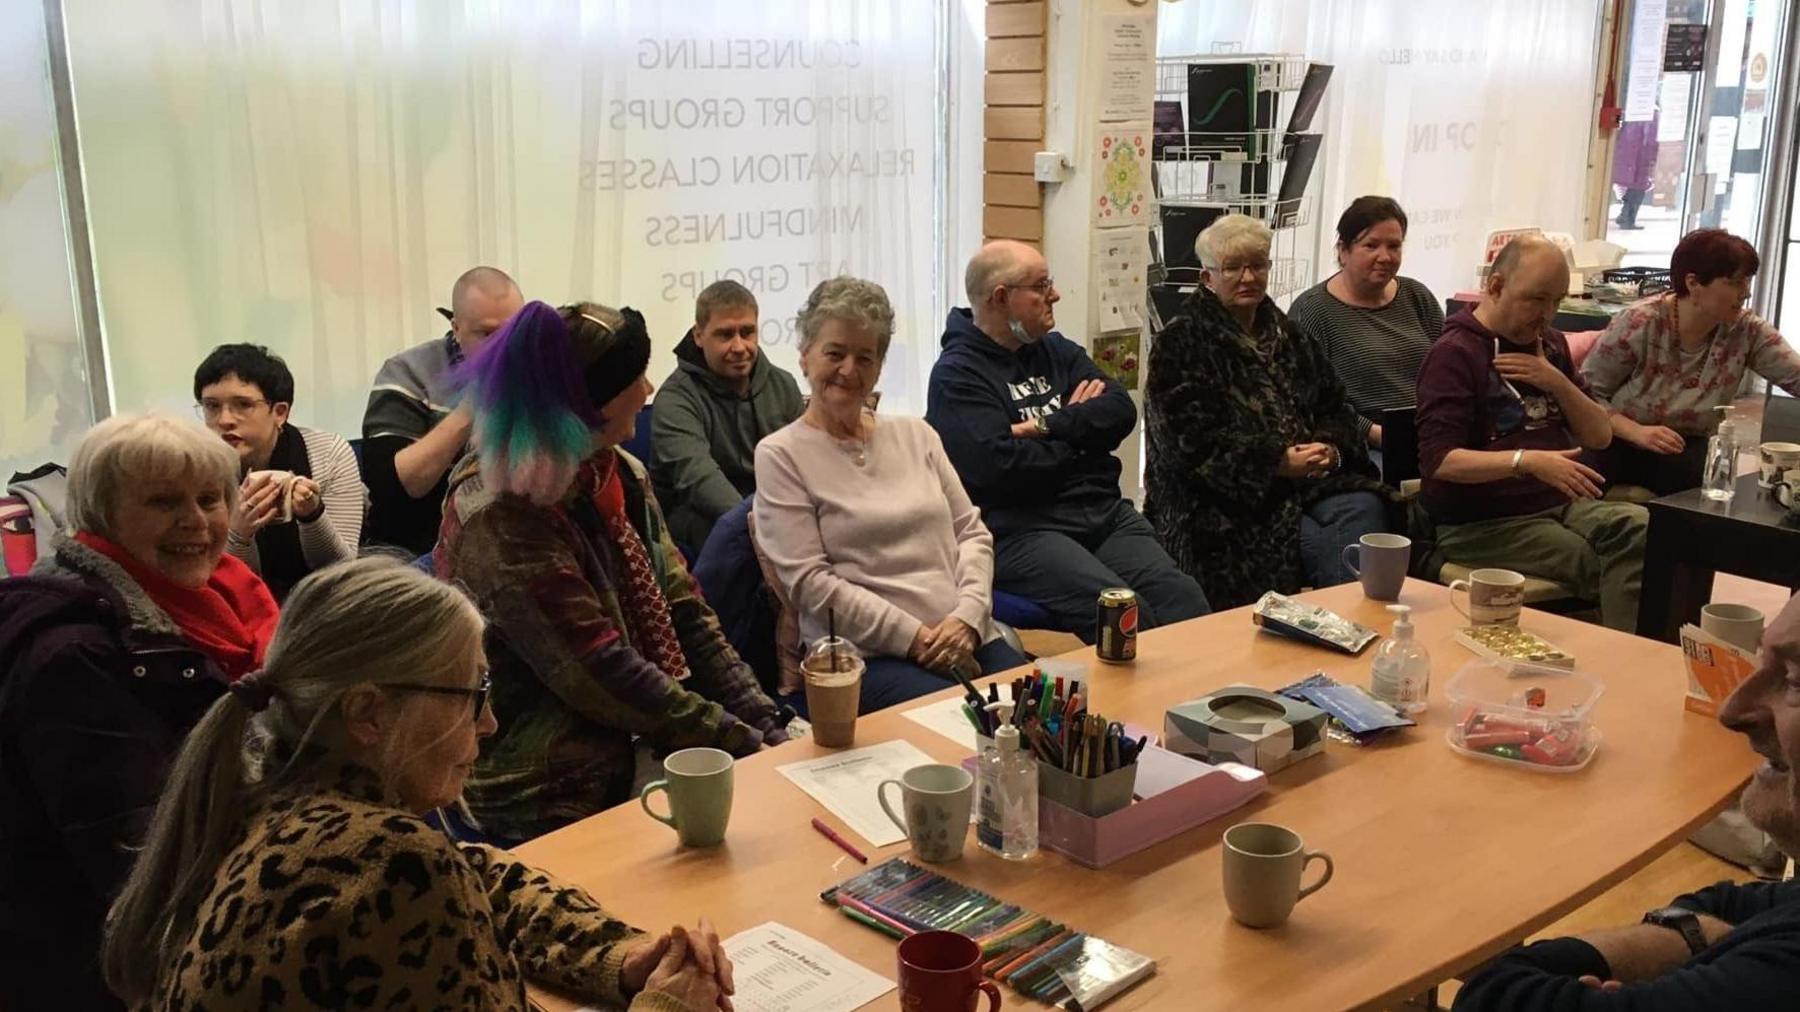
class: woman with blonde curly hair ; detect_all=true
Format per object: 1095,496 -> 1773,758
433,300 -> 789,844
753,277 -> 1026,713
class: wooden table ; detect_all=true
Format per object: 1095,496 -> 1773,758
1636,473 -> 1800,643
523,580 -> 1755,1011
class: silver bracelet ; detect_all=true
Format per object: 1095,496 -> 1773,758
1511,448 -> 1525,477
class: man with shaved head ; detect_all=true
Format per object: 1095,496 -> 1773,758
927,241 -> 1208,642
1415,235 -> 1647,631
361,266 -> 524,554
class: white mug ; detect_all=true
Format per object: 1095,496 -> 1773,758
1450,568 -> 1525,626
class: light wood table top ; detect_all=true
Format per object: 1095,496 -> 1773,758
522,580 -> 1756,1011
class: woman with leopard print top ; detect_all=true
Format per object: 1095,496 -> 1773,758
102,558 -> 731,1011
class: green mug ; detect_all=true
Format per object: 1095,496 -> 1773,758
639,747 -> 735,847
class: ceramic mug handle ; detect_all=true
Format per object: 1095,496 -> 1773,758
877,779 -> 908,834
639,779 -> 677,830
975,979 -> 1003,1010
1342,543 -> 1362,578
1295,850 -> 1335,903
1449,579 -> 1472,620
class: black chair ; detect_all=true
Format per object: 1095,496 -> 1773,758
1763,391 -> 1800,444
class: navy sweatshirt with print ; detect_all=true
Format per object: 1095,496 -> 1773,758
926,308 -> 1135,540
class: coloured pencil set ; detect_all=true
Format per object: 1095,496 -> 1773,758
960,667 -> 1147,777
823,857 -> 1155,1009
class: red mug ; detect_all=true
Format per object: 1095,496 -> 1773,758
897,930 -> 1002,1011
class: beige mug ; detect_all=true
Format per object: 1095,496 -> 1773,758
244,469 -> 297,524
878,764 -> 974,863
1758,442 -> 1800,488
639,747 -> 735,848
1222,822 -> 1334,929
1450,568 -> 1525,626
1701,603 -> 1764,653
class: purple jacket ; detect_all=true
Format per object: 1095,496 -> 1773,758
0,534 -> 230,1011
1611,117 -> 1658,191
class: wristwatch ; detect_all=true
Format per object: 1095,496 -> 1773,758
1032,415 -> 1050,436
1642,907 -> 1708,956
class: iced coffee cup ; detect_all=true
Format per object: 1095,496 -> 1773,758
803,636 -> 863,748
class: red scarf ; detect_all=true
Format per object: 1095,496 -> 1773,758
585,454 -> 690,681
75,531 -> 279,680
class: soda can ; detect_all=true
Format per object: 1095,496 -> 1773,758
1096,588 -> 1138,664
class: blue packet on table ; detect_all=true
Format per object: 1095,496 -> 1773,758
1276,672 -> 1414,744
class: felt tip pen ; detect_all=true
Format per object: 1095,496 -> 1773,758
810,817 -> 869,864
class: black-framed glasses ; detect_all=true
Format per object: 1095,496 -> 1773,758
194,397 -> 271,420
386,672 -> 492,718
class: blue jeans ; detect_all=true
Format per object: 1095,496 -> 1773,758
782,638 -> 1030,717
1298,491 -> 1388,588
993,500 -> 1210,643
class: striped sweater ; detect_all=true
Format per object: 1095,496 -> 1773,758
1288,275 -> 1444,439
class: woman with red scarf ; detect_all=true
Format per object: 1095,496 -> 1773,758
434,301 -> 789,845
0,412 -> 278,1011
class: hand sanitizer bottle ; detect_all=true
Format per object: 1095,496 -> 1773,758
977,702 -> 1038,860
1702,405 -> 1737,502
1370,604 -> 1430,715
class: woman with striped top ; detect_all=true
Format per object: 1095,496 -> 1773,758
1289,196 -> 1444,456
194,343 -> 367,599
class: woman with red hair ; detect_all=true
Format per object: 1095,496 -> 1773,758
1582,229 -> 1800,493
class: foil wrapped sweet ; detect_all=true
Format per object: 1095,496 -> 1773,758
1252,592 -> 1379,655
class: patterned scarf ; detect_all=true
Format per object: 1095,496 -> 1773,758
585,452 -> 690,681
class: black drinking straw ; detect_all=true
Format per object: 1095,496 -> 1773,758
829,609 -> 839,671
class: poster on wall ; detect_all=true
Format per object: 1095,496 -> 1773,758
1101,14 -> 1154,121
1663,23 -> 1706,72
1094,129 -> 1152,226
1623,0 -> 1667,122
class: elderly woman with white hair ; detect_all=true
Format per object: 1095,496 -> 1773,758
754,277 -> 1027,713
0,413 -> 279,1012
1144,214 -> 1393,610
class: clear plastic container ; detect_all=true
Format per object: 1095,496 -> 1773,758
1445,659 -> 1604,772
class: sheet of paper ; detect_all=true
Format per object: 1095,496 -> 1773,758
1622,0 -> 1665,122
1094,226 -> 1149,333
1099,14 -> 1153,122
724,921 -> 894,1012
902,696 -> 981,751
776,739 -> 941,847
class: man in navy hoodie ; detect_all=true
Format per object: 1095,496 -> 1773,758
927,241 -> 1208,642
1454,591 -> 1800,1010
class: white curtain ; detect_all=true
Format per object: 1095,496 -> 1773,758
1158,0 -> 1603,303
0,2 -> 90,477
63,0 -> 946,438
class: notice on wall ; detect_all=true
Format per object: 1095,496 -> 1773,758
1705,116 -> 1738,175
1623,0 -> 1667,122
1663,23 -> 1706,72
1657,75 -> 1691,142
1093,129 -> 1151,227
1094,226 -> 1149,336
1100,14 -> 1154,122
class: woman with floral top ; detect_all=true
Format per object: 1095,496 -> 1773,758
1582,229 -> 1800,494
102,558 -> 731,1011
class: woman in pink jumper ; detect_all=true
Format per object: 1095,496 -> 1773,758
753,277 -> 1027,714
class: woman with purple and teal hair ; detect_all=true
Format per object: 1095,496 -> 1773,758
434,299 -> 790,843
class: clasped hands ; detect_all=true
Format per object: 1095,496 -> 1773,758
909,616 -> 979,677
1277,442 -> 1337,479
621,918 -> 737,1011
231,473 -> 322,540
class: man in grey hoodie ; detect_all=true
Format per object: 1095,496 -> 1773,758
652,281 -> 804,549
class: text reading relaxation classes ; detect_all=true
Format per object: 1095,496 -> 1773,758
636,37 -> 862,71
582,149 -> 915,191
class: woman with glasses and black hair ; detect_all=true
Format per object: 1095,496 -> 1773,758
433,300 -> 789,845
1144,213 -> 1392,610
102,557 -> 733,1011
193,343 -> 367,599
